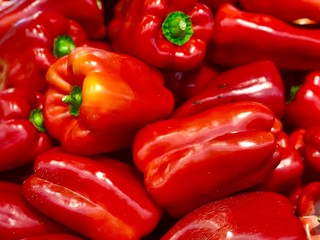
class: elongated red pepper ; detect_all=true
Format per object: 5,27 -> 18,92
297,182 -> 320,239
162,191 -> 307,239
0,87 -> 54,172
0,181 -> 69,240
0,0 -> 106,39
209,3 -> 320,71
252,131 -> 304,193
172,60 -> 285,119
22,149 -> 163,240
0,11 -> 110,93
44,46 -> 174,155
283,71 -> 320,129
133,101 -> 281,217
108,0 -> 214,70
239,0 -> 320,24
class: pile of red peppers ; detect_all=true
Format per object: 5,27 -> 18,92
2,0 -> 320,239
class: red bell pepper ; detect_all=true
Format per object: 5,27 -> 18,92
22,148 -> 163,240
199,0 -> 238,13
289,128 -> 307,155
162,62 -> 220,107
161,191 -> 307,239
252,131 -> 304,193
20,234 -> 84,240
0,181 -> 69,240
209,3 -> 320,71
0,0 -> 106,39
239,0 -> 320,24
44,46 -> 174,155
297,181 -> 320,239
108,0 -> 214,70
0,11 -> 110,93
0,87 -> 54,172
283,71 -> 320,129
133,101 -> 281,217
172,60 -> 285,119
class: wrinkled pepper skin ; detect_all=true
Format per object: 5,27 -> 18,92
0,87 -> 54,172
252,131 -> 304,193
209,3 -> 320,71
0,0 -> 106,39
0,181 -> 69,240
44,46 -> 174,155
108,0 -> 214,70
22,149 -> 163,240
297,182 -> 320,239
0,11 -> 110,93
133,101 -> 281,217
161,191 -> 307,240
172,60 -> 285,119
239,0 -> 320,24
283,71 -> 320,129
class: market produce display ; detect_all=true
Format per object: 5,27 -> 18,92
1,0 -> 320,239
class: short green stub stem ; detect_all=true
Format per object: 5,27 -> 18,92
53,35 -> 76,58
162,11 -> 193,46
288,84 -> 301,103
62,85 -> 82,117
29,108 -> 46,132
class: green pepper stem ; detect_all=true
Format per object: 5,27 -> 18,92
29,108 -> 46,132
53,35 -> 76,58
162,11 -> 193,46
62,85 -> 82,117
287,84 -> 301,103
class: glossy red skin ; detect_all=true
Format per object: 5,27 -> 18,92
253,131 -> 304,193
239,0 -> 320,23
21,234 -> 84,240
0,11 -> 109,93
0,181 -> 69,240
284,71 -> 320,128
172,60 -> 285,119
161,191 -> 307,240
288,128 -> 307,155
0,87 -> 54,172
209,3 -> 320,71
133,101 -> 281,217
0,0 -> 106,39
44,46 -> 174,155
162,63 -> 220,106
199,0 -> 238,12
22,149 -> 163,240
108,0 -> 214,70
297,182 -> 320,239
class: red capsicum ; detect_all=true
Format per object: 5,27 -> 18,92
43,46 -> 174,155
0,87 -> 54,172
283,71 -> 320,129
252,130 -> 304,193
0,11 -> 110,93
239,0 -> 320,24
108,0 -> 214,70
297,182 -> 320,239
20,234 -> 84,240
209,3 -> 320,71
161,62 -> 220,107
161,191 -> 307,239
22,148 -> 163,240
0,181 -> 70,240
133,101 -> 281,217
172,60 -> 285,119
0,0 -> 106,39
